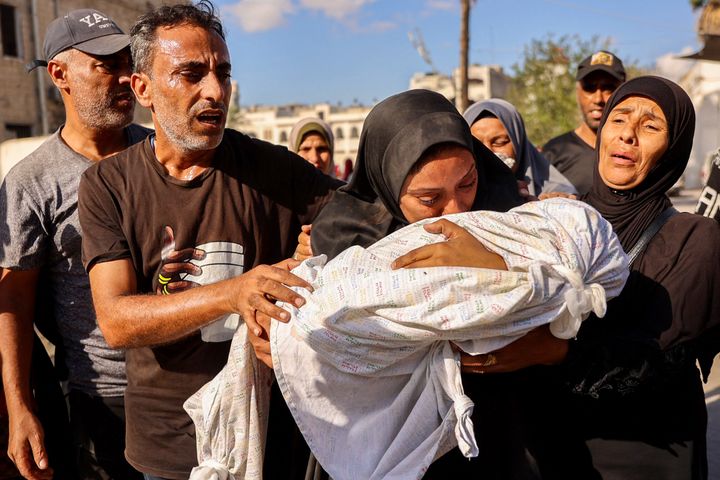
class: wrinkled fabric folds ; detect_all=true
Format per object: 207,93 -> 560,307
185,327 -> 272,480
272,199 -> 629,480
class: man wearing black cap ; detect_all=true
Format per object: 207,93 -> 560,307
0,8 -> 148,480
543,50 -> 626,194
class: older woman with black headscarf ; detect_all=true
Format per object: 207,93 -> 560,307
404,76 -> 720,478
551,75 -> 720,479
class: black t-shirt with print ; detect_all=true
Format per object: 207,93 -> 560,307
543,130 -> 596,195
79,129 -> 341,479
696,148 -> 720,221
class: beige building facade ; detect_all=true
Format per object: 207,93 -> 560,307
231,63 -> 510,173
233,101 -> 369,176
409,64 -> 510,109
0,0 -> 162,143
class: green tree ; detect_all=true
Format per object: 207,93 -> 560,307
506,34 -> 646,147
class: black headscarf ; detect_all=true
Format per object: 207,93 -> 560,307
580,76 -> 720,375
312,89 -> 523,260
584,76 -> 696,250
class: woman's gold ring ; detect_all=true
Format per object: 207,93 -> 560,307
479,353 -> 498,367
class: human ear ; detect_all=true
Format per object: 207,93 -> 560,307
47,60 -> 68,90
131,72 -> 153,109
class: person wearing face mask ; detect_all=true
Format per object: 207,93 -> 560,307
543,51 -> 625,195
463,98 -> 576,197
289,118 -> 336,177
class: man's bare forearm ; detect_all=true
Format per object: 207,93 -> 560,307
0,269 -> 38,414
91,270 -> 236,349
90,258 -> 311,349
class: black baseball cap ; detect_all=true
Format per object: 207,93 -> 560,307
27,9 -> 130,72
576,51 -> 626,82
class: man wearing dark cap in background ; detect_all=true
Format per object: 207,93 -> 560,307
0,8 -> 148,480
543,50 -> 626,194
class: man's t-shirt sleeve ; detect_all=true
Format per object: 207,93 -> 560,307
0,172 -> 47,269
78,167 -> 130,271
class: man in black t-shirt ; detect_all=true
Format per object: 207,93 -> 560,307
78,3 -> 340,479
543,51 -> 625,194
696,149 -> 720,221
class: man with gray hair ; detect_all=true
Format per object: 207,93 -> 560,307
78,2 -> 340,479
0,8 -> 148,480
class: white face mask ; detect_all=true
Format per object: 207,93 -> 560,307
495,151 -> 516,171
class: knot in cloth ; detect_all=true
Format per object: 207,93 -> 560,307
189,459 -> 235,480
453,392 -> 478,458
438,342 -> 479,458
550,264 -> 607,339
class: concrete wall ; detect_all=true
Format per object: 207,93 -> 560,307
0,0 -> 162,143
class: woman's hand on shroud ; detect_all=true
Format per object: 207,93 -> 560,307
391,219 -> 507,270
292,224 -> 313,261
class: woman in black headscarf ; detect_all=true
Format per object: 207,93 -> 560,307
558,75 -> 720,479
386,76 -> 720,479
311,90 -> 548,479
311,89 -> 523,259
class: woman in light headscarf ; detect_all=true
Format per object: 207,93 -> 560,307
463,98 -> 575,197
289,117 -> 336,177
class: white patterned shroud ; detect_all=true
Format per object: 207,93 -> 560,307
186,198 -> 629,480
184,325 -> 272,480
272,199 -> 629,480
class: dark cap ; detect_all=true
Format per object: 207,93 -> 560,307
27,9 -> 129,72
576,50 -> 626,82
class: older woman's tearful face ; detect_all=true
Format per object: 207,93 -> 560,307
598,96 -> 669,190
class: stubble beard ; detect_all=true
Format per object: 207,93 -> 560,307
74,88 -> 135,131
154,99 -> 225,153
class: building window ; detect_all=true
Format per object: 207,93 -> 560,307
5,124 -> 32,138
279,131 -> 288,143
0,4 -> 20,58
350,126 -> 359,138
263,129 -> 272,140
335,127 -> 344,139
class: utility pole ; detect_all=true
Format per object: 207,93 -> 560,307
458,0 -> 472,112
